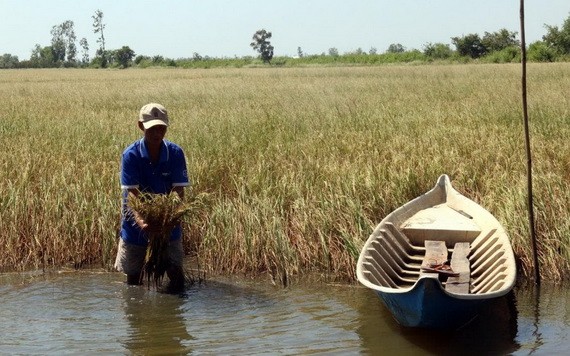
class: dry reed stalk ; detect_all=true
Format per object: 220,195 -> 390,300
127,191 -> 191,287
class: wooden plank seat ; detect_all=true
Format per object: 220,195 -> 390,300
445,242 -> 471,294
420,240 -> 447,277
420,241 -> 471,294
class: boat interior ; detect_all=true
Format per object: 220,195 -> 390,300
359,214 -> 513,295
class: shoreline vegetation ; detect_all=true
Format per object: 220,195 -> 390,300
1,63 -> 569,285
2,11 -> 569,70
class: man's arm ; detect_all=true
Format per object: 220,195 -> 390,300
127,188 -> 149,230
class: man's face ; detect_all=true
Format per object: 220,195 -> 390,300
144,124 -> 167,146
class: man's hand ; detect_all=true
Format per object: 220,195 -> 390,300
132,210 -> 162,234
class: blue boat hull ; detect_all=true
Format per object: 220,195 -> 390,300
376,277 -> 489,329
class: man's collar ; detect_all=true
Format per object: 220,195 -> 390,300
139,138 -> 169,162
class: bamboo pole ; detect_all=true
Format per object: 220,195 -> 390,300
519,0 -> 540,285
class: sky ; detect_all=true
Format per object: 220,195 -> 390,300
1,0 -> 569,60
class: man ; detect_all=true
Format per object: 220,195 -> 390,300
114,103 -> 189,292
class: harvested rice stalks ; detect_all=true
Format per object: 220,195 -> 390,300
127,191 -> 191,288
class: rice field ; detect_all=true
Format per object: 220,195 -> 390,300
1,63 -> 569,283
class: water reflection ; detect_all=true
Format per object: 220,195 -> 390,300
513,284 -> 570,355
529,286 -> 544,353
121,286 -> 193,354
355,289 -> 519,355
403,294 -> 518,355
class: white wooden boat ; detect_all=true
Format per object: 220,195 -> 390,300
356,174 -> 517,329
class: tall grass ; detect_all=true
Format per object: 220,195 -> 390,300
1,64 -> 569,283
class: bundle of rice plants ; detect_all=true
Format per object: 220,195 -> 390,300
127,191 -> 191,288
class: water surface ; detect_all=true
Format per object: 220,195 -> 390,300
0,269 -> 567,355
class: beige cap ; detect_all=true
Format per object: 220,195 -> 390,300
139,103 -> 169,129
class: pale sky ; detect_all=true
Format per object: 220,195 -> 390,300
1,0 -> 569,60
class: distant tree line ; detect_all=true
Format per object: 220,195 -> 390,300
0,10 -> 136,69
1,11 -> 570,69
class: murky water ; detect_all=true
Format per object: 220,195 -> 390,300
1,268 -> 568,355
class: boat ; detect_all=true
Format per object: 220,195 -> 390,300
356,174 -> 517,329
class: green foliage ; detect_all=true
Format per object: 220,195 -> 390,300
28,44 -> 58,68
250,29 -> 274,64
79,38 -> 89,64
92,10 -> 107,68
381,50 -> 425,63
528,41 -> 556,62
114,46 -> 135,68
152,55 -> 165,64
94,49 -> 108,68
347,47 -> 366,55
172,56 -> 255,69
386,43 -> 405,53
285,50 -> 426,66
423,42 -> 453,60
0,53 -> 19,68
89,55 -> 106,68
481,28 -> 520,53
452,33 -> 487,58
50,30 -> 64,63
543,13 -> 570,55
481,46 -> 520,63
50,20 -> 77,65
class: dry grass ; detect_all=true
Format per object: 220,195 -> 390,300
1,64 -> 569,283
127,191 -> 191,286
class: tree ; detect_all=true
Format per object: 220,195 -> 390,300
152,55 -> 165,64
50,20 -> 77,65
386,43 -> 405,53
297,46 -> 304,58
528,41 -> 556,62
79,38 -> 89,64
134,55 -> 148,65
250,29 -> 274,64
115,46 -> 135,68
63,21 -> 77,63
543,13 -> 570,55
328,47 -> 339,57
423,42 -> 453,59
30,44 -> 42,66
481,28 -> 520,53
92,10 -> 107,67
30,44 -> 57,68
0,54 -> 19,68
451,33 -> 486,58
50,24 -> 66,63
352,47 -> 365,55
